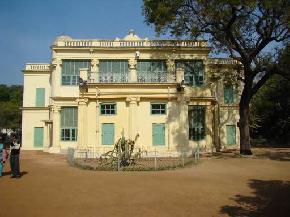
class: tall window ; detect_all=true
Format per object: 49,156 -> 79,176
137,60 -> 167,82
61,107 -> 78,141
224,84 -> 234,104
35,88 -> 45,107
99,60 -> 128,82
176,60 -> 204,87
62,60 -> 91,85
188,106 -> 205,141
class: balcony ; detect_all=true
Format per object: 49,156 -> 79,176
88,72 -> 176,83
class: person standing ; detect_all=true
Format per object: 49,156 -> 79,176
10,136 -> 21,178
0,137 -> 4,177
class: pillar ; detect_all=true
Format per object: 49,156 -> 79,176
77,98 -> 88,148
91,58 -> 99,82
205,106 -> 214,151
50,105 -> 61,153
166,59 -> 175,82
129,58 -> 137,82
126,97 -> 140,139
51,58 -> 62,97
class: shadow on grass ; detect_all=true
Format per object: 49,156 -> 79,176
220,179 -> 290,217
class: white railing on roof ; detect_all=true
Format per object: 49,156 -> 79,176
25,64 -> 50,71
208,58 -> 239,65
58,40 -> 208,48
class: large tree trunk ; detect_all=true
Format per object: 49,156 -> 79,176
239,77 -> 253,155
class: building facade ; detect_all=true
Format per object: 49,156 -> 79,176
22,30 -> 240,156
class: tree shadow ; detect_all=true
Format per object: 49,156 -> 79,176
253,148 -> 290,161
220,179 -> 290,217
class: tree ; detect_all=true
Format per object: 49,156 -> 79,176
0,85 -> 23,130
250,46 -> 290,145
143,0 -> 289,154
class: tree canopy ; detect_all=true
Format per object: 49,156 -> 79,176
143,0 -> 289,154
0,84 -> 23,130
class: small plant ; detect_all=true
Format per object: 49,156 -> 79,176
99,133 -> 146,169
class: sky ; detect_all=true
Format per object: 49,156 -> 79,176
0,0 -> 160,85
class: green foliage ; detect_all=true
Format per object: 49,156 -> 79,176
250,75 -> 290,145
0,85 -> 23,130
100,134 -> 146,169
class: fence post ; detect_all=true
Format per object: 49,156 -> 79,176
154,148 -> 157,170
182,152 -> 185,167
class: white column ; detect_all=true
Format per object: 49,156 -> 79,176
126,97 -> 140,139
129,58 -> 137,82
51,58 -> 62,98
77,98 -> 88,148
50,105 -> 61,153
91,58 -> 99,82
176,67 -> 184,83
166,59 -> 175,82
205,106 -> 214,151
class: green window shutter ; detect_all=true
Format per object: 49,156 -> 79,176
99,60 -> 129,82
60,107 -> 78,141
62,60 -> 91,85
226,125 -> 236,145
35,88 -> 45,107
102,123 -> 114,145
34,127 -> 44,147
188,106 -> 205,141
137,60 -> 167,82
175,60 -> 204,87
152,124 -> 165,146
224,85 -> 234,104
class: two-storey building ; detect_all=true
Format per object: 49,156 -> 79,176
22,30 -> 240,156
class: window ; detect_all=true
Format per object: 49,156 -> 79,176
176,60 -> 204,87
99,60 -> 128,82
61,107 -> 78,141
224,84 -> 234,104
100,103 -> 116,115
34,127 -> 44,147
188,106 -> 205,141
152,123 -> 165,146
102,123 -> 115,145
226,125 -> 236,145
35,88 -> 45,107
62,60 -> 91,85
151,103 -> 166,115
137,60 -> 167,82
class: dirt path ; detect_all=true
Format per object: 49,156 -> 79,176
1,148 -> 290,217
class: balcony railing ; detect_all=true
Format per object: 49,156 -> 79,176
98,72 -> 128,83
56,39 -> 208,48
208,58 -> 239,65
137,72 -> 168,83
25,63 -> 50,71
88,72 -> 176,83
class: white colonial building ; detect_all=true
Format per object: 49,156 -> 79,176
21,30 -> 240,155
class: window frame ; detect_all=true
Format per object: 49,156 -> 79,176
188,105 -> 206,141
60,107 -> 78,141
61,59 -> 91,86
100,103 -> 117,115
175,60 -> 204,87
150,103 -> 167,115
224,84 -> 234,104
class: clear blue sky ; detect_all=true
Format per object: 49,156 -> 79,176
0,0 -> 159,85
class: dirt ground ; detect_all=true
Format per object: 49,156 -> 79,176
0,148 -> 290,217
